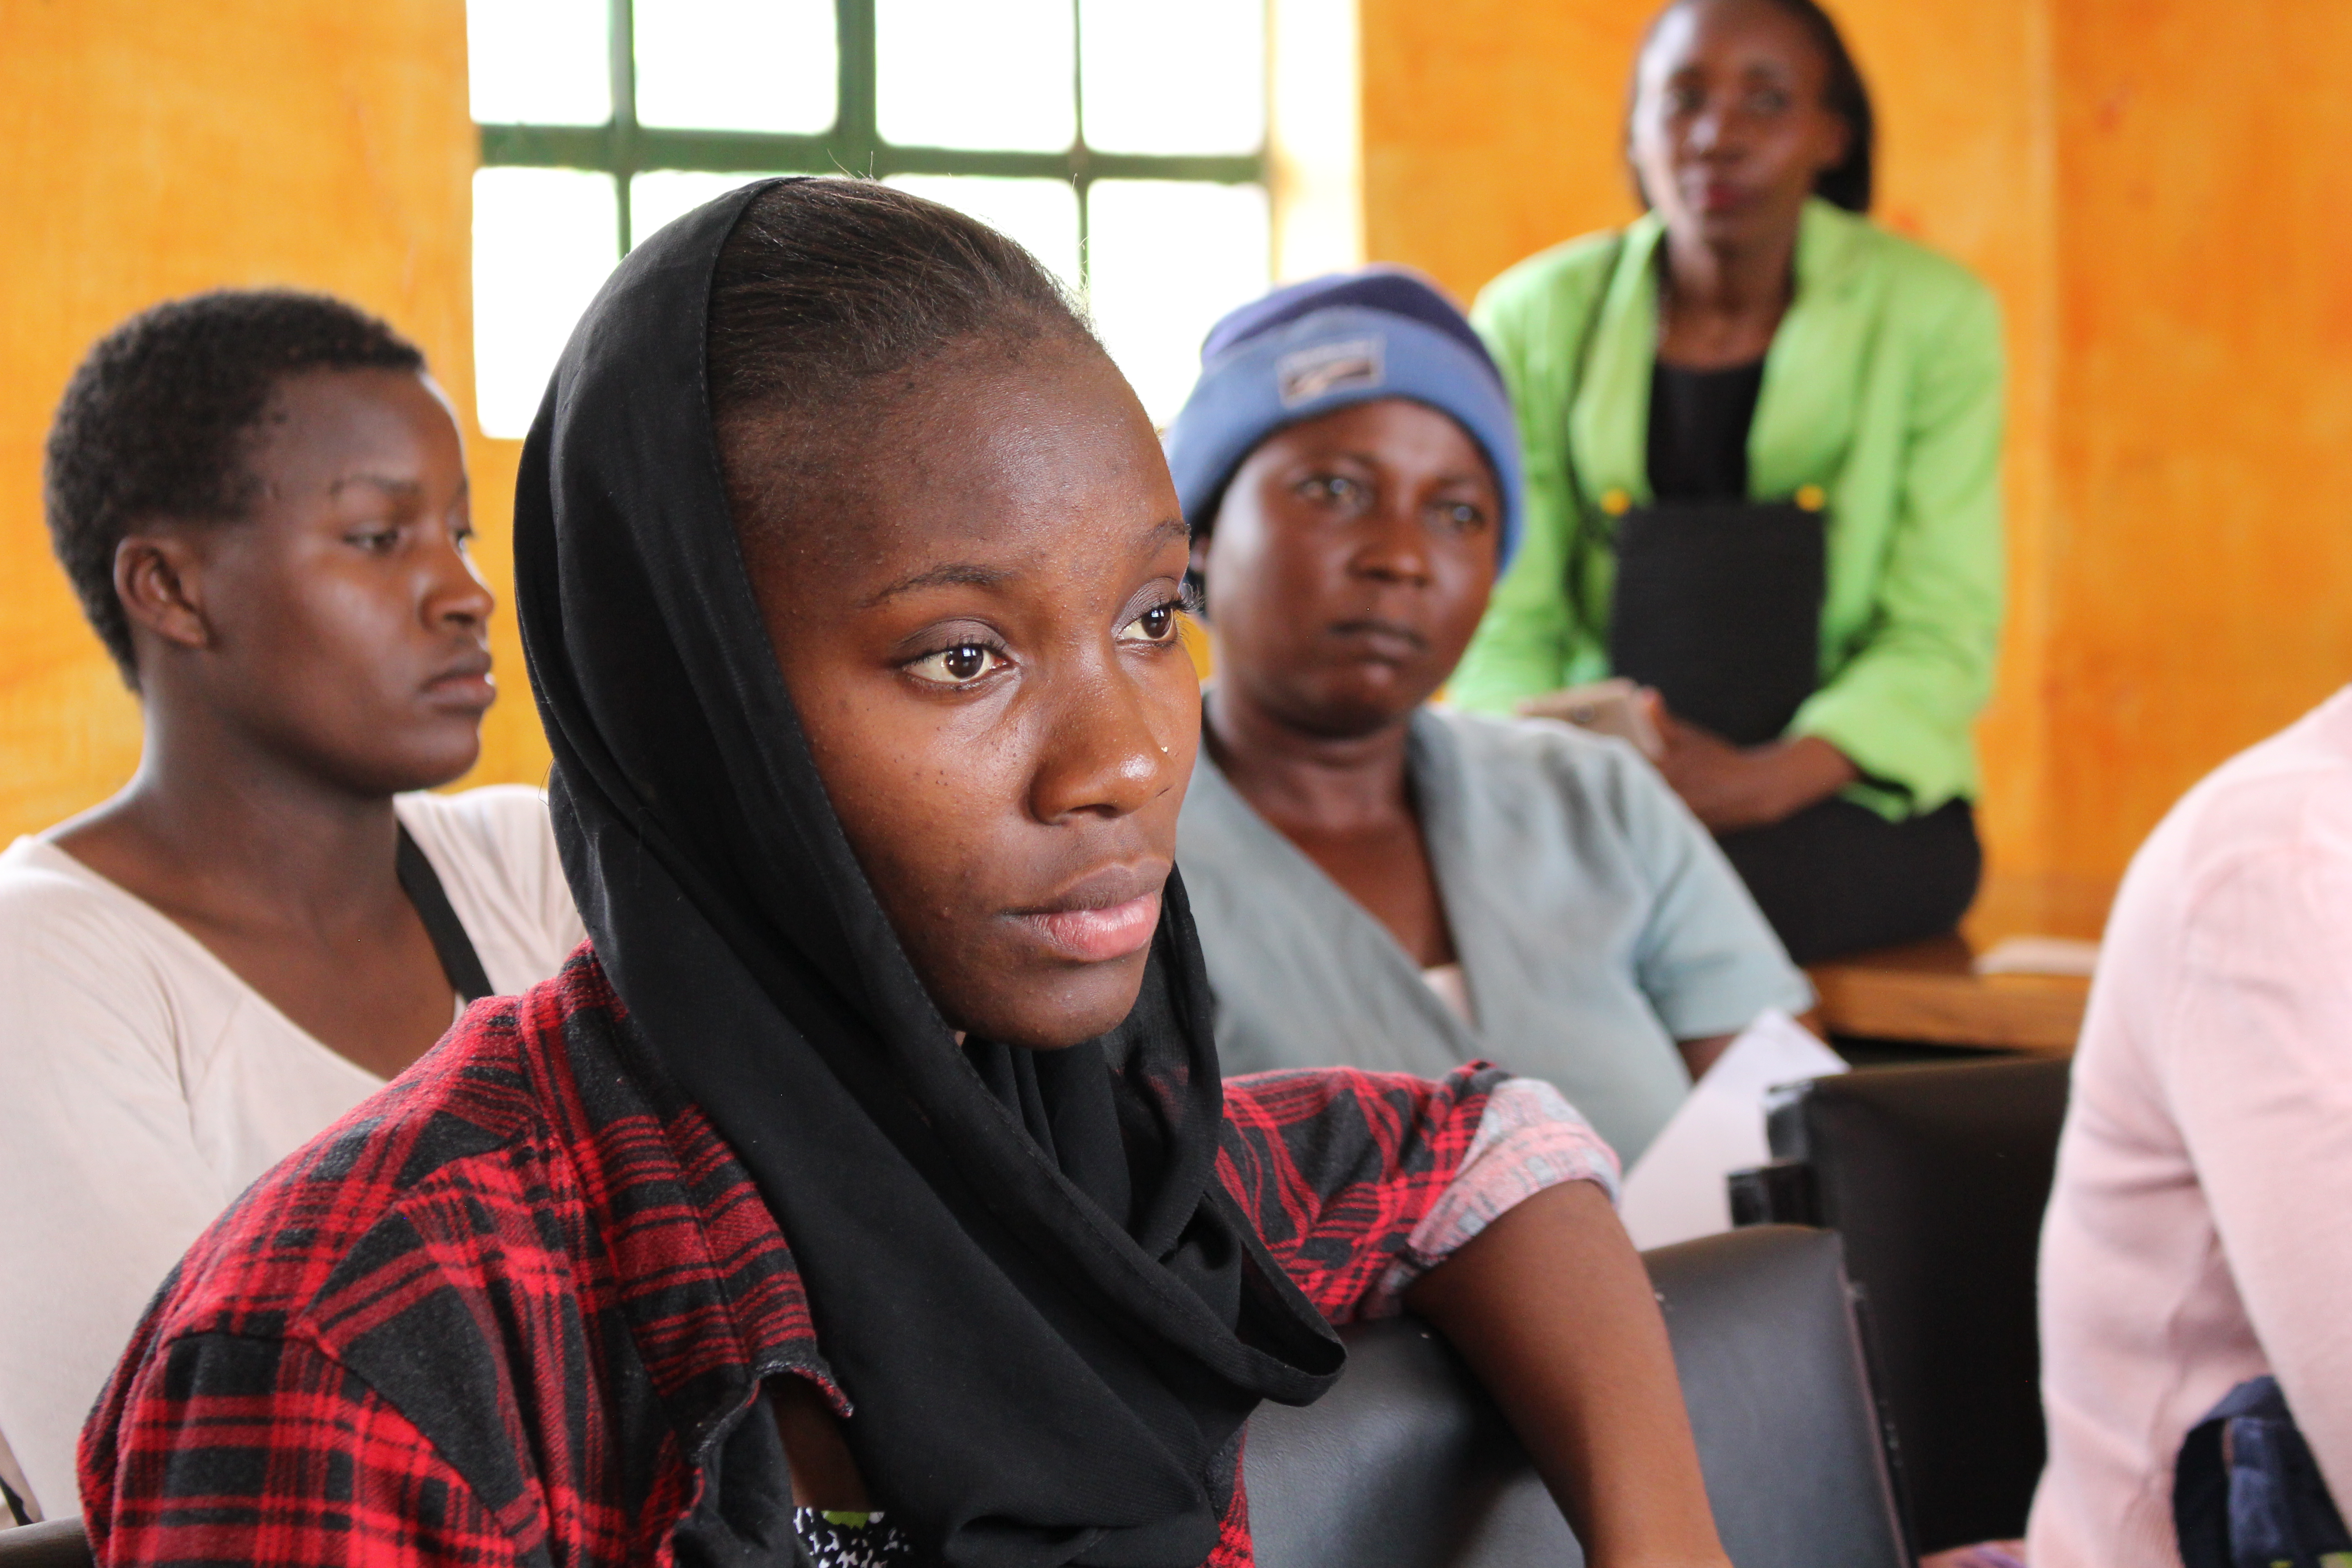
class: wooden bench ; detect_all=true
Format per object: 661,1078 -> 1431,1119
1805,933 -> 2090,1056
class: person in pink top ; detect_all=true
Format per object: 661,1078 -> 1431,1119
2030,686 -> 2352,1565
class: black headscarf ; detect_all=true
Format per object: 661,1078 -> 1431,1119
514,180 -> 1343,1568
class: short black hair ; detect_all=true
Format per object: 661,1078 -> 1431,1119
1632,0 -> 1877,214
706,178 -> 1096,554
44,288 -> 426,685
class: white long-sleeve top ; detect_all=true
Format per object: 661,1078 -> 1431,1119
0,786 -> 583,1520
2031,687 -> 2352,1566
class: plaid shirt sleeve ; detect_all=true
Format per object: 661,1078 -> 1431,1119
1216,1061 -> 1508,1325
83,1330 -> 516,1567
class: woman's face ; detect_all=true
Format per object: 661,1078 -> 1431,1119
740,334 -> 1199,1052
130,368 -> 494,793
1196,397 -> 1500,738
1628,0 -> 1850,251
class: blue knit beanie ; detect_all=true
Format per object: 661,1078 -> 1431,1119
1163,266 -> 1524,574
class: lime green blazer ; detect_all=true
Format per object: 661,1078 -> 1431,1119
1453,199 -> 2005,819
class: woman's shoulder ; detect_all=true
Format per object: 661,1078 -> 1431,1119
0,837 -> 185,1002
0,831 -> 140,908
1472,220 -> 1647,336
395,784 -> 587,983
1420,707 -> 1715,876
1481,226 -> 1626,295
1813,202 -> 2000,328
94,949 -> 809,1510
2129,688 -> 2352,914
0,833 -> 124,921
394,783 -> 557,871
128,954 -> 630,1346
1425,706 -> 1662,807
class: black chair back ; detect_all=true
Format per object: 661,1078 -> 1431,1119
1245,1225 -> 1906,1568
1747,1055 -> 2072,1551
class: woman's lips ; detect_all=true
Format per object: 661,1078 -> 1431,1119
424,661 -> 497,711
1693,178 -> 1751,214
1012,889 -> 1163,964
1328,618 -> 1428,663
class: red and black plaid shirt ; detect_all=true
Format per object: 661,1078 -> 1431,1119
78,950 -> 1500,1567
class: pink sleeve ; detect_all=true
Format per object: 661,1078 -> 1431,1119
2162,805 -> 2352,1510
1362,1077 -> 1621,1317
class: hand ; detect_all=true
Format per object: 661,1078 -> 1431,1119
1639,691 -> 1857,833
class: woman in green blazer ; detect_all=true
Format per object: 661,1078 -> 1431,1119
1453,0 -> 2004,964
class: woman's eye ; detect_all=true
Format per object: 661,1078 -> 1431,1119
1302,475 -> 1362,506
1119,602 -> 1183,646
907,643 -> 1007,686
1747,88 -> 1789,114
349,527 -> 400,554
1439,503 -> 1488,534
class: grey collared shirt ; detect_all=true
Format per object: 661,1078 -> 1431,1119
1177,706 -> 1812,1163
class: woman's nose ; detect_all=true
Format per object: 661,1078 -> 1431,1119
1688,98 -> 1751,162
1028,657 -> 1184,824
424,529 -> 495,630
1353,503 -> 1434,586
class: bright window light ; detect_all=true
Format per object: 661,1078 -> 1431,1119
876,0 -> 1075,152
1080,0 -> 1265,156
472,167 -> 621,438
467,3 -> 1278,437
1086,180 -> 1270,425
631,170 -> 784,249
467,0 -> 612,126
635,0 -> 836,134
886,175 -> 1082,294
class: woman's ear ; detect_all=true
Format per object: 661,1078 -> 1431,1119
113,529 -> 215,658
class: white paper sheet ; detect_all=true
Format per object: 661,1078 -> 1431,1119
1617,1008 -> 1848,1250
1973,935 -> 2102,978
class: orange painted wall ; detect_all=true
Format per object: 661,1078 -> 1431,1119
7,0 -> 2350,931
1364,0 -> 2352,936
2040,0 -> 2352,890
0,0 -> 546,843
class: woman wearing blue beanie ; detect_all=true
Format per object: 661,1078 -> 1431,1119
1166,267 -> 1811,1164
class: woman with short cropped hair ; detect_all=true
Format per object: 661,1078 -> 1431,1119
0,292 -> 581,1515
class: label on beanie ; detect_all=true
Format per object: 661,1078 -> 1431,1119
1277,337 -> 1383,405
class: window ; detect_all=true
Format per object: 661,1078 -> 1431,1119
469,0 -> 1271,437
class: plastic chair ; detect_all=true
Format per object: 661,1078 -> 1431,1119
0,1519 -> 89,1568
1731,1056 -> 2072,1552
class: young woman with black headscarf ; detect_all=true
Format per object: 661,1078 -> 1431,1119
77,180 -> 1729,1568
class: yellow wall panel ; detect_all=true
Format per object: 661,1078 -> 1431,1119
0,0 -> 548,843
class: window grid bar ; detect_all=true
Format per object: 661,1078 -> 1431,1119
1070,0 -> 1088,297
479,123 -> 1262,186
475,0 -> 1269,263
836,0 -> 878,168
608,0 -> 637,255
